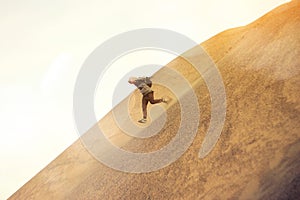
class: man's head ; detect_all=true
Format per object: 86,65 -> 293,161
128,77 -> 137,84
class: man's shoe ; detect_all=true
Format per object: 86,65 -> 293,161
138,118 -> 147,123
162,98 -> 168,103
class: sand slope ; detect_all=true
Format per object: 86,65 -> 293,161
9,1 -> 300,199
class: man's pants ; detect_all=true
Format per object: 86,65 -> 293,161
142,91 -> 163,119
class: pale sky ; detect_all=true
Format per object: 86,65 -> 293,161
0,0 -> 289,199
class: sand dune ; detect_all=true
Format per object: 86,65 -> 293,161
9,1 -> 300,199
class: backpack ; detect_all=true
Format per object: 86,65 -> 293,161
145,77 -> 152,87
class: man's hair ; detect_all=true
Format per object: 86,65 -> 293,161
128,77 -> 137,83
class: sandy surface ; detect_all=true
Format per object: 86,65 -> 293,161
9,1 -> 300,199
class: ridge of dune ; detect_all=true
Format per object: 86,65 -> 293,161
9,1 -> 300,199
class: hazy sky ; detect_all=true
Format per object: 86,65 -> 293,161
0,0 -> 289,199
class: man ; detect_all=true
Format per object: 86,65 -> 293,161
128,76 -> 167,123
